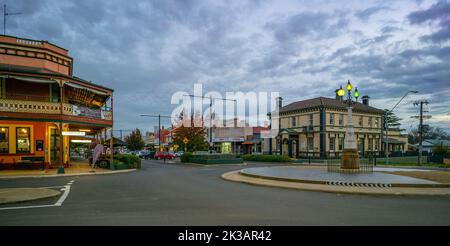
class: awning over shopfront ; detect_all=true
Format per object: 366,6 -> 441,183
0,75 -> 57,83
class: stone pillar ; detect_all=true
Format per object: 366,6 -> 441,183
341,106 -> 360,169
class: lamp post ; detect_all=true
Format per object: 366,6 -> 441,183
337,80 -> 360,170
383,90 -> 418,165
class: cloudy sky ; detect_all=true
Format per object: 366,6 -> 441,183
5,0 -> 450,134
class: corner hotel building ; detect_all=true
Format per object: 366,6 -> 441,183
0,35 -> 114,169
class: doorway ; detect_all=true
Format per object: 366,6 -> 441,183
50,128 -> 60,165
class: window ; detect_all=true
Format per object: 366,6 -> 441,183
339,137 -> 344,150
359,116 -> 363,126
375,118 -> 379,128
0,127 -> 9,153
329,137 -> 335,151
291,117 -> 297,127
329,113 -> 335,125
368,138 -> 373,151
307,137 -> 314,150
339,114 -> 344,126
308,114 -> 313,126
375,140 -> 379,150
368,117 -> 373,128
16,127 -> 31,153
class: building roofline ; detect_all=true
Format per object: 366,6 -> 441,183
0,34 -> 69,52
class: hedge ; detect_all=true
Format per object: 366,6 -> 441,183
242,154 -> 291,162
111,154 -> 141,169
181,152 -> 193,163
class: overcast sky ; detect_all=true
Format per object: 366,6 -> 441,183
5,0 -> 450,134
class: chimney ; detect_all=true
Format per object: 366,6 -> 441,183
276,96 -> 283,109
362,95 -> 370,106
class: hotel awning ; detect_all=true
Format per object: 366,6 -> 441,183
0,75 -> 57,83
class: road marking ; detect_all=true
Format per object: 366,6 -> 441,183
0,183 -> 73,211
55,185 -> 70,206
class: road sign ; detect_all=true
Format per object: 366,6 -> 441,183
183,137 -> 189,144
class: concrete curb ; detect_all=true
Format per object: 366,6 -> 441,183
238,170 -> 450,188
0,188 -> 61,204
222,171 -> 450,196
0,169 -> 137,180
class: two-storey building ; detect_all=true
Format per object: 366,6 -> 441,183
0,35 -> 114,169
269,95 -> 385,158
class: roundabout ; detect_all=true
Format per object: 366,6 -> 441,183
222,165 -> 450,196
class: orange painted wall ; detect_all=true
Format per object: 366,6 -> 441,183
0,120 -> 48,164
0,54 -> 70,75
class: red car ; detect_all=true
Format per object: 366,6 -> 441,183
154,151 -> 176,160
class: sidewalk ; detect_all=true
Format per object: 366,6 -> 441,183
0,188 -> 61,204
0,163 -> 136,179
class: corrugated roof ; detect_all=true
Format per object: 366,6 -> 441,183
279,97 -> 384,114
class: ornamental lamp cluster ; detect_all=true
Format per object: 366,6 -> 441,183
337,80 -> 360,105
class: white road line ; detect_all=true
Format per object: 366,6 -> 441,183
0,204 -> 57,210
0,184 -> 72,211
54,185 -> 70,206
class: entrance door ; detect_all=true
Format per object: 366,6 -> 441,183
50,128 -> 60,165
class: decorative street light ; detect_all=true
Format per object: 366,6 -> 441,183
336,80 -> 360,170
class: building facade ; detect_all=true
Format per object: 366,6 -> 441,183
0,35 -> 113,169
269,96 -> 385,158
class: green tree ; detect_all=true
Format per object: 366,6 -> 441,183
383,109 -> 402,130
124,128 -> 145,151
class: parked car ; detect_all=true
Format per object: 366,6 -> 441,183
175,151 -> 184,157
143,151 -> 156,159
154,151 -> 176,160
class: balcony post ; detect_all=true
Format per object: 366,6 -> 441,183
110,94 -> 113,165
59,80 -> 64,167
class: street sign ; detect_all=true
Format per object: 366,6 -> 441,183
183,137 -> 189,144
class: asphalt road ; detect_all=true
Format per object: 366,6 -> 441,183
0,159 -> 449,225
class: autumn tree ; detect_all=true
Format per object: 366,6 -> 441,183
173,110 -> 208,152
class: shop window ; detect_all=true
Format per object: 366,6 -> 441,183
16,127 -> 31,153
0,127 -> 9,153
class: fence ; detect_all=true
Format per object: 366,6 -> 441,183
326,157 -> 374,173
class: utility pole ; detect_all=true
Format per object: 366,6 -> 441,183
3,5 -> 21,35
412,100 -> 430,166
140,114 -> 172,151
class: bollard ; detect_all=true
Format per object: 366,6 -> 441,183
57,166 -> 65,174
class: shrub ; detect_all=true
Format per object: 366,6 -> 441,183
181,152 -> 193,163
112,154 -> 141,169
242,154 -> 291,162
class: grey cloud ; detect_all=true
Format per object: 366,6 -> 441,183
408,0 -> 450,43
355,6 -> 391,21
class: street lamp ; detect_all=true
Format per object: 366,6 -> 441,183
336,80 -> 360,170
383,90 -> 418,165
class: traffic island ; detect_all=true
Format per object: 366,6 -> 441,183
221,166 -> 450,196
0,188 -> 61,204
